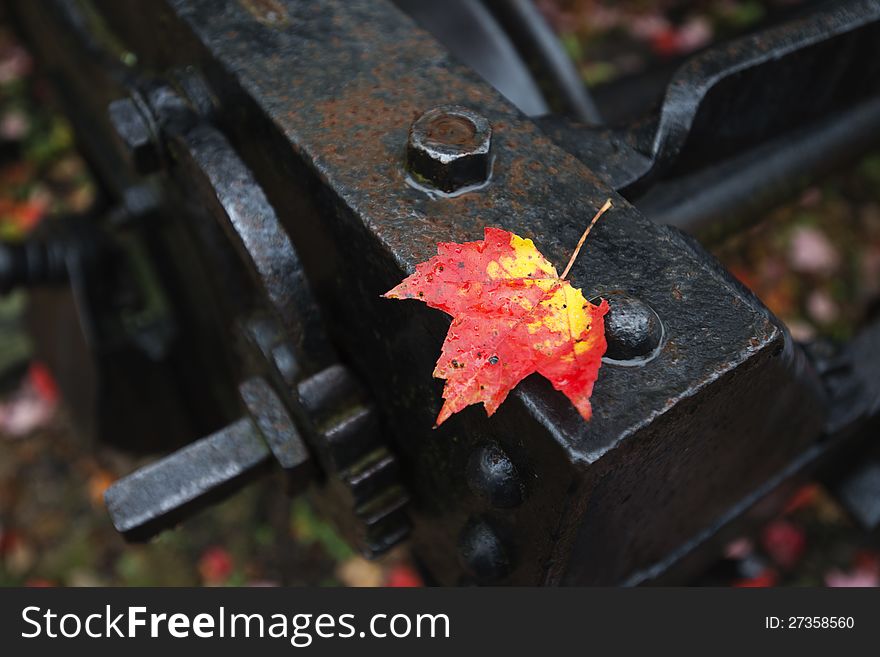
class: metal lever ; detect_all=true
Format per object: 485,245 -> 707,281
104,376 -> 311,540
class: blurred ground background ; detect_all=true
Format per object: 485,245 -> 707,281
2,0 -> 879,587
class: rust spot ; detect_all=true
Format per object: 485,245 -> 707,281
253,13 -> 610,266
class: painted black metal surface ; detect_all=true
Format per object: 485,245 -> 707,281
172,122 -> 335,376
105,416 -> 272,540
91,0 -> 819,584
9,0 -> 879,585
105,374 -> 317,539
239,376 -> 311,475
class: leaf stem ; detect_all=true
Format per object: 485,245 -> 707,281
560,198 -> 613,280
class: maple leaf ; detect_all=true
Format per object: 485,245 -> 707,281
384,200 -> 612,426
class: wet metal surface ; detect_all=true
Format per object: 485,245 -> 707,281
104,417 -> 271,540
146,0 -> 823,584
239,376 -> 310,474
172,122 -> 334,376
11,0 -> 838,584
598,291 -> 664,363
406,105 -> 493,193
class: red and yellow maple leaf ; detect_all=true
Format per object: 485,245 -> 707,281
384,200 -> 612,426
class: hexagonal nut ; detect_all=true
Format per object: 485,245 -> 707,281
406,105 -> 492,193
108,97 -> 159,175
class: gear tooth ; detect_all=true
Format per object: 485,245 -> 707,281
298,365 -> 410,556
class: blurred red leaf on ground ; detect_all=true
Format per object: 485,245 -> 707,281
386,563 -> 423,588
732,569 -> 779,588
198,546 -> 234,585
783,483 -> 821,514
761,519 -> 806,570
24,578 -> 56,587
28,362 -> 58,403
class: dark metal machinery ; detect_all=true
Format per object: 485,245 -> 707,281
3,0 -> 880,585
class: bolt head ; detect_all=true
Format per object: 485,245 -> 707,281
600,292 -> 663,362
108,97 -> 159,175
406,105 -> 492,193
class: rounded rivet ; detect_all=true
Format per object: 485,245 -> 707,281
406,105 -> 492,193
598,292 -> 663,362
458,518 -> 511,584
466,443 -> 523,508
